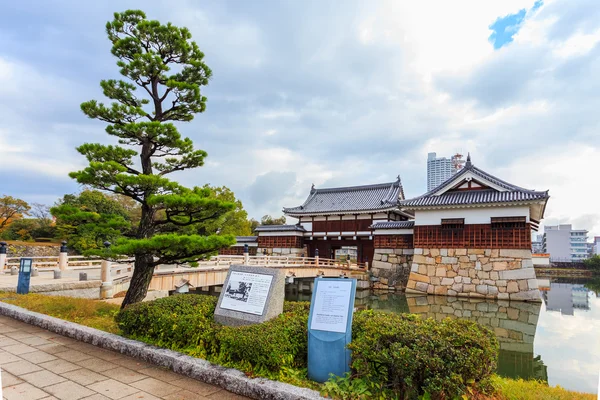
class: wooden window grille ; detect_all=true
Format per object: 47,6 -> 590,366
491,216 -> 526,230
441,218 -> 464,230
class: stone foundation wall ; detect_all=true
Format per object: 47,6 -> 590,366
406,248 -> 540,302
371,248 -> 414,290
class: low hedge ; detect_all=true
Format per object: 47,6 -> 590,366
116,295 -> 498,397
350,310 -> 498,398
116,294 -> 219,357
216,302 -> 310,372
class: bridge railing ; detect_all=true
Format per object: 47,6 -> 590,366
205,255 -> 367,270
4,255 -> 103,270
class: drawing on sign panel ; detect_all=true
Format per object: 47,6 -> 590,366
225,281 -> 253,302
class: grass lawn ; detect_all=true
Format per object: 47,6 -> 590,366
0,292 -> 595,399
0,292 -> 120,334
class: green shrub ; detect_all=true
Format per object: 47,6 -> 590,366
349,310 -> 498,399
116,294 -> 219,357
216,305 -> 310,373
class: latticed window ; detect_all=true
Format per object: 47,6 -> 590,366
491,216 -> 526,230
441,218 -> 464,230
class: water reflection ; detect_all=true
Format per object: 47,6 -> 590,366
404,295 -> 547,381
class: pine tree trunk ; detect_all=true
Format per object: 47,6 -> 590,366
121,253 -> 155,309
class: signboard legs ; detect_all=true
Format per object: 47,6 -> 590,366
307,277 -> 357,382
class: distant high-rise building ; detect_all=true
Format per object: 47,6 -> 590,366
532,233 -> 544,254
542,224 -> 589,262
427,152 -> 454,191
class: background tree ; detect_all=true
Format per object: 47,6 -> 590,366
0,195 -> 30,232
29,203 -> 56,239
52,190 -> 133,253
260,214 -> 287,225
249,218 -> 260,233
583,255 -> 600,275
71,10 -> 235,307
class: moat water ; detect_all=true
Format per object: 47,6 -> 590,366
285,276 -> 600,394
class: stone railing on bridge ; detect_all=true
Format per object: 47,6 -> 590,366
203,255 -> 367,270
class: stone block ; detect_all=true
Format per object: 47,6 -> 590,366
427,265 -> 436,276
468,249 -> 485,255
406,280 -> 416,289
413,254 -> 425,263
508,261 -> 522,270
409,272 -> 430,283
469,269 -> 477,278
373,253 -> 382,261
510,289 -> 540,302
482,263 -> 493,272
380,277 -> 389,285
415,282 -> 428,292
518,280 -> 529,291
490,271 -> 499,280
411,263 -> 419,272
430,248 -> 440,257
427,285 -> 435,294
448,289 -> 457,296
488,286 -> 499,295
528,279 -> 538,289
388,256 -> 398,263
441,277 -> 454,285
418,265 -> 427,275
435,267 -> 447,277
447,270 -> 457,278
493,262 -> 508,271
434,285 -> 447,295
425,257 -> 436,265
476,285 -> 488,295
458,269 -> 469,277
499,268 -> 536,280
469,254 -> 477,261
414,248 -> 423,255
521,259 -> 534,269
372,260 -> 393,270
454,276 -> 462,283
430,277 -> 440,285
381,254 -> 388,262
507,281 -> 519,293
491,249 -> 499,257
496,280 -> 507,287
442,256 -> 458,264
475,261 -> 482,270
459,256 -> 470,262
448,249 -> 455,256
498,292 -> 510,300
463,284 -> 475,293
440,249 -> 448,256
483,279 -> 495,286
451,283 -> 463,292
499,249 -> 531,259
455,249 -> 467,256
463,277 -> 471,284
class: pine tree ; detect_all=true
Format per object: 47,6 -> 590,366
71,10 -> 235,308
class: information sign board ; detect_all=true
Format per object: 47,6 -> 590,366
220,271 -> 273,316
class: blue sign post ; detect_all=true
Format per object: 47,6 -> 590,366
307,277 -> 357,382
17,258 -> 33,295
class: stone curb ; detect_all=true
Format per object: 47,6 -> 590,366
0,280 -> 101,293
0,301 -> 323,400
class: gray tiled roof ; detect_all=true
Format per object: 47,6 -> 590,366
284,178 -> 404,216
234,236 -> 258,242
401,158 -> 549,208
254,225 -> 306,232
370,221 -> 415,229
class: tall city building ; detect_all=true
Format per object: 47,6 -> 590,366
427,152 -> 454,191
531,233 -> 544,253
542,224 -> 589,262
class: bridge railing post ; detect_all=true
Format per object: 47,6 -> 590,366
58,241 -> 68,271
0,242 -> 7,270
100,241 -> 113,299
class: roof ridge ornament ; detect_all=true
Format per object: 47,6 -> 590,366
465,153 -> 472,168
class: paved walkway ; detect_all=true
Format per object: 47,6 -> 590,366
0,315 -> 249,400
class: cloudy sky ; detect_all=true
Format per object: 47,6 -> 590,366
1,0 -> 599,236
